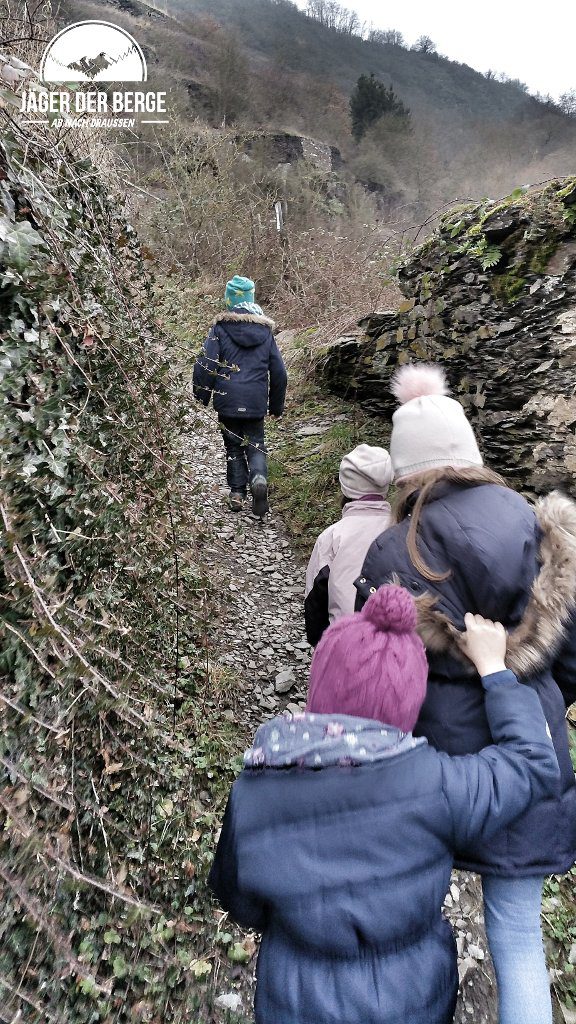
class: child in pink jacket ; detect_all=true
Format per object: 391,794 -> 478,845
304,444 -> 392,645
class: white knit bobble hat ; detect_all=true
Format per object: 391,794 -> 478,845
390,364 -> 483,481
339,444 -> 393,499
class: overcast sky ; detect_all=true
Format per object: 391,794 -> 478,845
293,0 -> 576,100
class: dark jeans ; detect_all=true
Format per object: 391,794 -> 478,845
219,416 -> 268,496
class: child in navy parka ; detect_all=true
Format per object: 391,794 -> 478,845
209,585 -> 559,1024
192,275 -> 287,517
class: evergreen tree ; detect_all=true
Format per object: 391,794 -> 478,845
350,72 -> 410,141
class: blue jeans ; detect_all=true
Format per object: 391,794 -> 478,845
482,875 -> 552,1024
219,416 -> 267,496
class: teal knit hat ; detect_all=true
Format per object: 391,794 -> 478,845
225,275 -> 255,308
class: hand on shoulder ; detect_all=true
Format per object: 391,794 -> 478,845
457,612 -> 507,677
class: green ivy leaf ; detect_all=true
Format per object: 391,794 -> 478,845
507,186 -> 528,200
190,959 -> 212,977
112,955 -> 128,979
227,941 -> 251,963
77,975 -> 98,997
5,221 -> 45,271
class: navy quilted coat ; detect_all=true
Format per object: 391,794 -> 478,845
209,684 -> 558,1024
356,482 -> 576,876
192,309 -> 287,418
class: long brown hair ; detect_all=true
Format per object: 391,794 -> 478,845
393,466 -> 507,582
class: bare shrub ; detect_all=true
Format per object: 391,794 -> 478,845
127,118 -> 403,329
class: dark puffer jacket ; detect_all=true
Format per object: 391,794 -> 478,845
192,309 -> 287,418
356,482 -> 576,876
209,687 -> 558,1024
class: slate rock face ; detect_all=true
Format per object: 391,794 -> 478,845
316,179 -> 576,496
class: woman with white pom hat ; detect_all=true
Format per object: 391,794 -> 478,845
355,363 -> 576,1024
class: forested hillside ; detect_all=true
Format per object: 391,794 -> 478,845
58,0 -> 576,213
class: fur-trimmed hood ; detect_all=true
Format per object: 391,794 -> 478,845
212,311 -> 276,329
413,490 -> 576,678
193,304 -> 286,417
356,483 -> 576,878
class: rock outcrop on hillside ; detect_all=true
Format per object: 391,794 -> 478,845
317,179 -> 576,496
240,131 -> 343,173
238,130 -> 400,210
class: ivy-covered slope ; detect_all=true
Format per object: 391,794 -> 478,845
0,127 -> 241,1022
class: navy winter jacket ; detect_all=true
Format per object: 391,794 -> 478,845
209,681 -> 559,1024
192,309 -> 287,418
356,482 -> 576,876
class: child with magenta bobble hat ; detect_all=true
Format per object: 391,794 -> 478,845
209,585 -> 559,1024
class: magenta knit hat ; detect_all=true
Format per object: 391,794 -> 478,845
306,585 -> 428,732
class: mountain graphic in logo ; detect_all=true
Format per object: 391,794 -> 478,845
41,21 -> 147,82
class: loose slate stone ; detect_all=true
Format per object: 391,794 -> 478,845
296,424 -> 329,436
275,668 -> 296,693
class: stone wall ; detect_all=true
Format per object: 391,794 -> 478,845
238,131 -> 399,211
317,179 -> 576,496
240,131 -> 343,173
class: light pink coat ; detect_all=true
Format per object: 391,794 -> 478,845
305,499 -> 392,622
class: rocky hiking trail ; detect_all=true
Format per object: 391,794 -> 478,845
186,404 -> 499,1023
186,405 -> 312,726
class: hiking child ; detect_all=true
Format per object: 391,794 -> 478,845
192,275 -> 287,517
209,586 -> 559,1024
355,363 -> 576,1024
304,444 -> 393,645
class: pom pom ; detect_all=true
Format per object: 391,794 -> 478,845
362,585 -> 417,634
391,363 -> 449,404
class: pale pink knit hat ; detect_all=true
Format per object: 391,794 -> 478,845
339,443 -> 393,499
390,364 -> 483,481
306,585 -> 428,732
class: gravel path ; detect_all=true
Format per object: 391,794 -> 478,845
186,405 -> 312,729
186,404 -> 498,1024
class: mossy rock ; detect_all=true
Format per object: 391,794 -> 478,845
317,177 -> 576,496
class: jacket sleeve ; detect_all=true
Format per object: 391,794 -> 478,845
440,670 -> 560,850
304,566 -> 331,646
208,788 -> 267,932
192,329 -> 220,407
551,607 -> 576,709
268,335 -> 288,416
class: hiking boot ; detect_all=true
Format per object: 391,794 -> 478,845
228,492 -> 245,512
250,475 -> 269,518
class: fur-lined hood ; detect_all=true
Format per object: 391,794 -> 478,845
414,490 -> 576,678
212,311 -> 275,329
